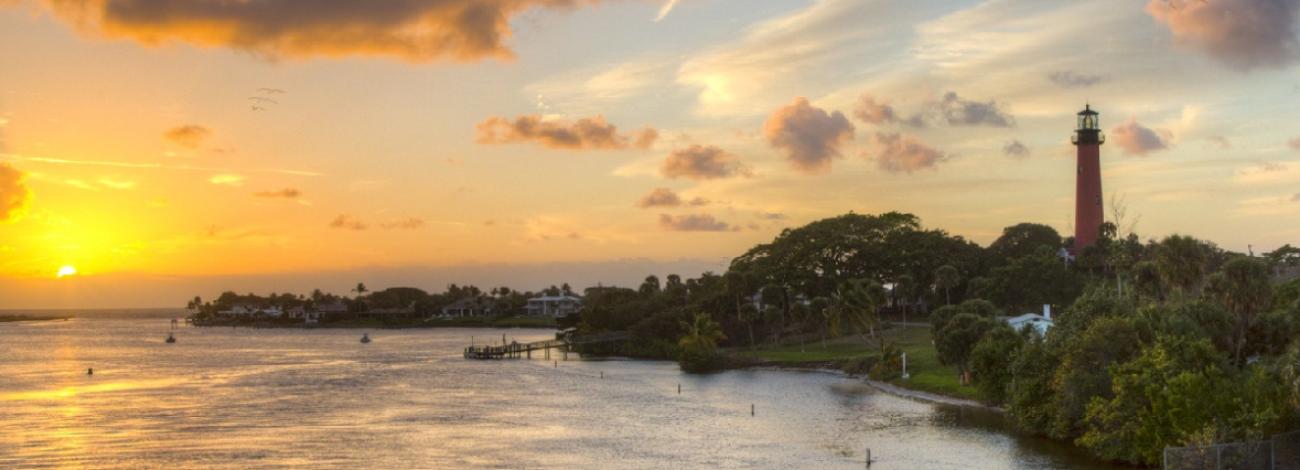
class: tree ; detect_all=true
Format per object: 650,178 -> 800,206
679,313 -> 726,351
639,275 -> 661,297
969,323 -> 1025,404
678,313 -> 727,373
988,223 -> 1062,263
1049,316 -> 1143,440
837,278 -> 888,354
737,303 -> 760,352
352,282 -> 368,297
1155,235 -> 1209,300
1132,260 -> 1164,304
1205,257 -> 1273,364
1078,336 -> 1262,466
893,274 -> 916,323
935,265 -> 960,305
1007,337 -> 1060,435
813,296 -> 839,350
935,312 -> 996,384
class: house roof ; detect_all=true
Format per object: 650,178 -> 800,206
528,295 -> 582,302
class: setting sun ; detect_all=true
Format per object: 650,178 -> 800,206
56,265 -> 77,278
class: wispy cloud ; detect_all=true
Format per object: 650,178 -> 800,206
654,0 -> 680,21
164,125 -> 211,149
209,174 -> 245,186
12,155 -> 324,177
329,214 -> 367,231
659,213 -> 735,232
253,188 -> 301,199
476,115 -> 657,151
1111,118 -> 1171,156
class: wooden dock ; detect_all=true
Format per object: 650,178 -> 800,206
463,332 -> 629,360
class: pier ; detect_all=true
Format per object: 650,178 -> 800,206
463,332 -> 629,360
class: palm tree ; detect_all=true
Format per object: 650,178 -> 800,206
737,304 -> 760,353
352,282 -> 368,298
935,265 -> 960,305
838,279 -> 888,354
679,313 -> 726,352
1155,234 -> 1208,301
812,296 -> 837,350
894,274 -> 915,324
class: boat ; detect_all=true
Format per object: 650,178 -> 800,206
165,333 -> 176,344
360,333 -> 371,344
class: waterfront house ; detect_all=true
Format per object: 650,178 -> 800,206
441,297 -> 495,317
315,300 -> 349,320
525,295 -> 582,317
217,304 -> 282,318
1005,304 -> 1054,335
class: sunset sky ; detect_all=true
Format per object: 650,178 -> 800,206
2,0 -> 1299,308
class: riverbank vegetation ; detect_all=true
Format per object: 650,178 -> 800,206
0,314 -> 70,322
565,211 -> 1300,466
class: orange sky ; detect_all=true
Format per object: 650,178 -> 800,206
2,0 -> 1299,308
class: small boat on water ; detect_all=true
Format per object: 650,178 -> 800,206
165,333 -> 176,344
360,333 -> 371,344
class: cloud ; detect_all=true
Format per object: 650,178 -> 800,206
935,92 -> 1014,127
763,97 -> 854,174
658,213 -> 735,232
654,0 -> 679,21
0,163 -> 32,223
380,218 -> 425,229
475,115 -> 657,150
636,187 -> 682,208
866,132 -> 948,174
253,188 -> 301,199
1111,118 -> 1171,156
1289,137 -> 1300,150
209,173 -> 245,186
1294,192 -> 1300,202
329,214 -> 367,231
1146,0 -> 1300,70
1003,140 -> 1030,158
660,145 -> 750,180
1048,70 -> 1107,88
164,125 -> 211,149
97,177 -> 136,189
31,0 -> 602,63
853,94 -> 898,125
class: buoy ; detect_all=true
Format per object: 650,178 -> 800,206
360,333 -> 371,344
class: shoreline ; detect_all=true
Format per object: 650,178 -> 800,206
749,363 -> 1000,411
0,315 -> 71,323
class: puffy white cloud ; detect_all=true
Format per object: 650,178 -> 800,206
866,132 -> 948,174
660,145 -> 750,180
763,97 -> 854,174
1111,118 -> 1171,156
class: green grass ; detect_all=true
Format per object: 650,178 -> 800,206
741,325 -> 980,401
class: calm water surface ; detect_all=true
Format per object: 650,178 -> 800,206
0,318 -> 1116,469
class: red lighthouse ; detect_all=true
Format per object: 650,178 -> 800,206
1072,105 -> 1104,252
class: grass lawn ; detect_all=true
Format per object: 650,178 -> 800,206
741,325 -> 980,401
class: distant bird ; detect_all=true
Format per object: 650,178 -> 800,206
251,105 -> 266,112
248,96 -> 278,104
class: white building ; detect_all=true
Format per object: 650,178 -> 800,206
525,295 -> 582,317
1005,304 -> 1054,335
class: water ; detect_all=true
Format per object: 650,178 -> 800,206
0,318 -> 1115,469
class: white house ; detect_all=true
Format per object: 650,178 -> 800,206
216,304 -> 283,318
1006,304 -> 1054,335
525,295 -> 582,317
